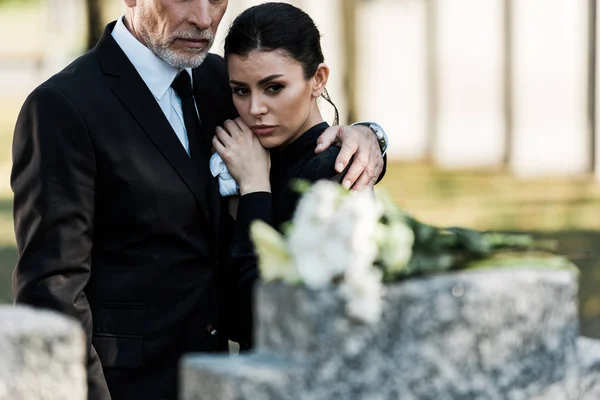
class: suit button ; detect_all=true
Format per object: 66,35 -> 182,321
205,324 -> 218,336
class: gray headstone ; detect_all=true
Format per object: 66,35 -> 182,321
578,337 -> 600,400
182,268 -> 581,399
0,306 -> 86,400
181,353 -> 305,400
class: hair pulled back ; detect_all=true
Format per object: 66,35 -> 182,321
224,2 -> 338,125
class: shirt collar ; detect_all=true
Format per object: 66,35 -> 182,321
111,16 -> 193,100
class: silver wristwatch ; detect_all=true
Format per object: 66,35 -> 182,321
351,121 -> 389,156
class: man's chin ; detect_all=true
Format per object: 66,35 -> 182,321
159,50 -> 208,69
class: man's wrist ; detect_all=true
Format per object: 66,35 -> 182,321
351,121 -> 388,156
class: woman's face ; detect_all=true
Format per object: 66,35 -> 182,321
227,50 -> 324,149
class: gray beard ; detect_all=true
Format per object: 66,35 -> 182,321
153,45 -> 211,69
141,30 -> 215,69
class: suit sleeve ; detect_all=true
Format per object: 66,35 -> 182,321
377,153 -> 387,184
11,87 -> 111,399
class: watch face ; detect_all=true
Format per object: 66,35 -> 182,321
370,125 -> 382,138
371,125 -> 387,153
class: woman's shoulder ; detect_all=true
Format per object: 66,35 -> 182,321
298,146 -> 343,183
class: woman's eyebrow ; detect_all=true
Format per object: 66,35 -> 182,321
229,74 -> 283,86
258,74 -> 283,85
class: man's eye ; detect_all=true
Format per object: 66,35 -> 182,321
232,87 -> 249,96
265,84 -> 284,94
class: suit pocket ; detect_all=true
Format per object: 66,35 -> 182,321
92,333 -> 144,369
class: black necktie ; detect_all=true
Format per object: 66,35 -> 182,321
171,70 -> 205,162
171,71 -> 216,216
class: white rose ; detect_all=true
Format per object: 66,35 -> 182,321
291,180 -> 341,226
288,182 -> 382,289
288,182 -> 345,288
340,264 -> 384,324
379,219 -> 414,275
250,220 -> 300,284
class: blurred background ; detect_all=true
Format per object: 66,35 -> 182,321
0,0 -> 599,335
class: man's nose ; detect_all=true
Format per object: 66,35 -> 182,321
188,0 -> 213,30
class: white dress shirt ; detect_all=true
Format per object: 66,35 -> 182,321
112,16 -> 194,156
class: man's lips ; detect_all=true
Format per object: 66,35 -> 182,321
251,125 -> 277,135
175,38 -> 209,48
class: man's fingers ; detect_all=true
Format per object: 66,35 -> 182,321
369,160 -> 384,187
352,170 -> 375,191
334,139 -> 358,173
352,159 -> 381,190
315,126 -> 340,154
340,152 -> 368,189
360,148 -> 382,188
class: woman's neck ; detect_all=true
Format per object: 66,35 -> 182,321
277,105 -> 324,151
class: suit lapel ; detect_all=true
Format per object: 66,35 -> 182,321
96,23 -> 212,223
192,70 -> 222,234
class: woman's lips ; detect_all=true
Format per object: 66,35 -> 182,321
251,125 -> 277,135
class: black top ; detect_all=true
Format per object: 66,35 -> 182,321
229,121 -> 344,347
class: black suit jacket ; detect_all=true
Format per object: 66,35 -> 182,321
11,22 -> 239,400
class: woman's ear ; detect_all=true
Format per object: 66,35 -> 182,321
311,63 -> 330,98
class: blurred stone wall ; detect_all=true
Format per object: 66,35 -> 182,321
30,0 -> 600,180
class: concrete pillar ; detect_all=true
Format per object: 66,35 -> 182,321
433,0 -> 506,168
298,0 -> 348,125
355,0 -> 429,160
510,0 -> 590,177
0,306 -> 86,400
212,0 -> 254,56
41,0 -> 87,79
596,0 -> 600,182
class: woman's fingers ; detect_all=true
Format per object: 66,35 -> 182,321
215,125 -> 234,146
223,118 -> 248,137
212,135 -> 227,157
234,117 -> 251,133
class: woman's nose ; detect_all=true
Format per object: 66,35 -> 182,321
250,95 -> 267,117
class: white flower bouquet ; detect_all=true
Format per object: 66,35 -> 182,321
250,181 -> 556,324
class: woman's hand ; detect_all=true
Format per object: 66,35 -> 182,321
213,118 -> 271,195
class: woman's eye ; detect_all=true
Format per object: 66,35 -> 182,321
232,87 -> 249,96
265,84 -> 284,94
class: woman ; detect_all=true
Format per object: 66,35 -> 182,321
213,2 -> 352,348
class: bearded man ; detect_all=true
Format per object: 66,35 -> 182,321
11,1 -> 388,399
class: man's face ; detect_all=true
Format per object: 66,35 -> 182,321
127,0 -> 228,68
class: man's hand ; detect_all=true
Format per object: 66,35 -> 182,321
315,125 -> 384,190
